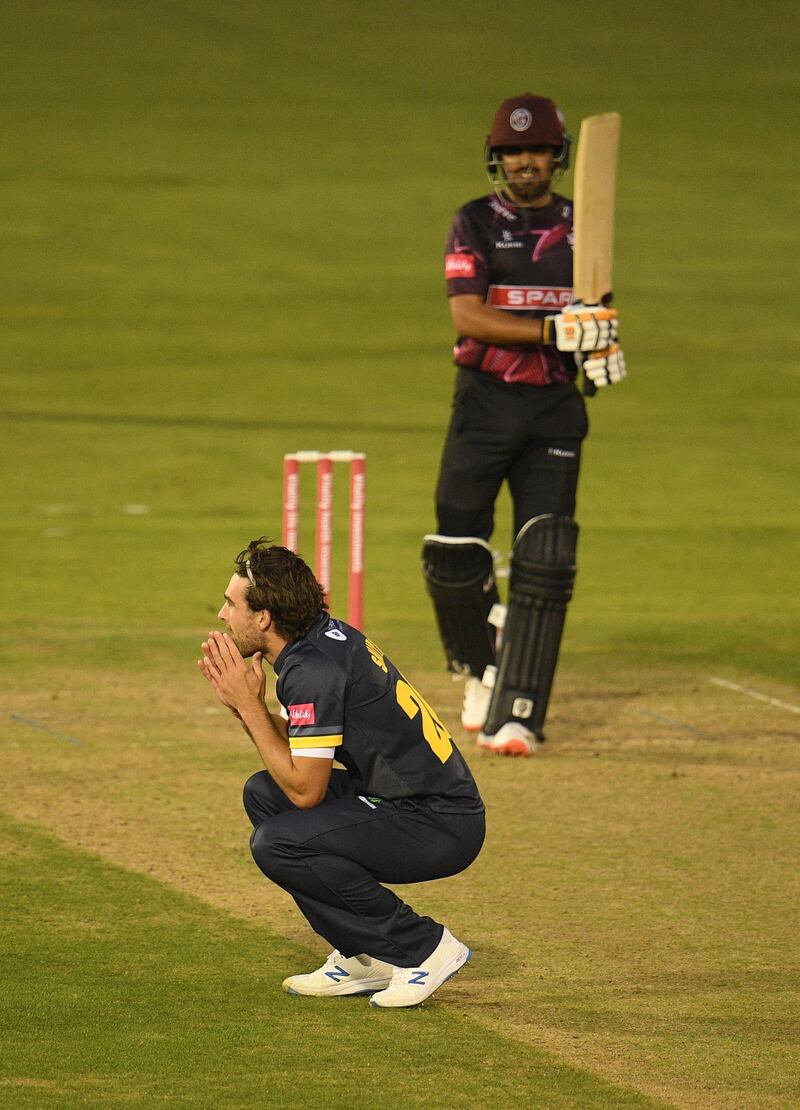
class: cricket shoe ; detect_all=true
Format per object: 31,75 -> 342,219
369,928 -> 471,1009
477,721 -> 536,757
282,951 -> 393,997
460,675 -> 493,732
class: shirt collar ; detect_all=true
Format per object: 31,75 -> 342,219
272,612 -> 329,674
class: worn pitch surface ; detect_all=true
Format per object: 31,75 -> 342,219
3,660 -> 799,1107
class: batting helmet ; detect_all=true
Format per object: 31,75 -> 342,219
485,93 -> 572,194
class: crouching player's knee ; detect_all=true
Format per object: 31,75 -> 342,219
249,823 -> 274,874
243,769 -> 293,826
249,824 -> 296,882
242,771 -> 267,820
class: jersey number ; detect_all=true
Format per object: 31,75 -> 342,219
396,679 -> 453,764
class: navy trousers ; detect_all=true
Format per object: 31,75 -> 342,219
244,769 -> 485,967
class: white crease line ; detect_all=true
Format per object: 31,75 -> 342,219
710,677 -> 800,716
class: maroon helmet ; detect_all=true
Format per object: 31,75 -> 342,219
485,93 -> 572,195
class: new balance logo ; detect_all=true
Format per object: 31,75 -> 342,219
325,966 -> 350,982
408,970 -> 429,985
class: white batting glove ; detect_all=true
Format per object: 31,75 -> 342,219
582,343 -> 627,387
543,302 -> 618,352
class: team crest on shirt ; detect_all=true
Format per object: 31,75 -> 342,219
325,628 -> 347,641
289,703 -> 315,725
495,230 -> 523,249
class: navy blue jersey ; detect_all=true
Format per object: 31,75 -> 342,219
444,191 -> 577,386
274,614 -> 483,814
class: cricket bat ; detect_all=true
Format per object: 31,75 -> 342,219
572,111 -> 622,394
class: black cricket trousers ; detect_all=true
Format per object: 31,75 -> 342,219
244,769 -> 485,967
435,370 -> 589,541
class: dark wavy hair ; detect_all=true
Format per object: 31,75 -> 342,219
234,539 -> 327,641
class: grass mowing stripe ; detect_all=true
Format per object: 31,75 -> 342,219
0,410 -> 444,436
0,812 -> 663,1109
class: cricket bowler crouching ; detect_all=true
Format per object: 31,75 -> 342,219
198,539 -> 485,1008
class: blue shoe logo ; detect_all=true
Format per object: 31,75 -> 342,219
408,970 -> 429,985
325,966 -> 350,982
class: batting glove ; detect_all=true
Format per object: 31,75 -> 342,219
542,302 -> 618,352
582,343 -> 627,388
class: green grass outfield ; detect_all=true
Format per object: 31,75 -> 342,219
1,1 -> 799,1106
0,812 -> 656,1108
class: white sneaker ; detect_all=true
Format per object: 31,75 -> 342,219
461,676 -> 492,732
282,951 -> 394,997
477,721 -> 536,757
369,928 -> 471,1009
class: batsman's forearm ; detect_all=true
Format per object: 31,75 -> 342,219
450,296 -> 544,345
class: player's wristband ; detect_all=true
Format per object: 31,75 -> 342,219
541,316 -> 556,345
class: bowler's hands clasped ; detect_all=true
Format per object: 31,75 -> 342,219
198,631 -> 266,715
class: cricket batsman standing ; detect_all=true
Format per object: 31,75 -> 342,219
199,540 -> 484,1008
423,93 -> 627,755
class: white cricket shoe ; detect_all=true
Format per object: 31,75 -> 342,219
282,951 -> 393,997
477,721 -> 536,757
369,928 -> 471,1009
461,676 -> 492,732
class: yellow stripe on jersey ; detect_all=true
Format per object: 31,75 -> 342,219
289,734 -> 344,749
